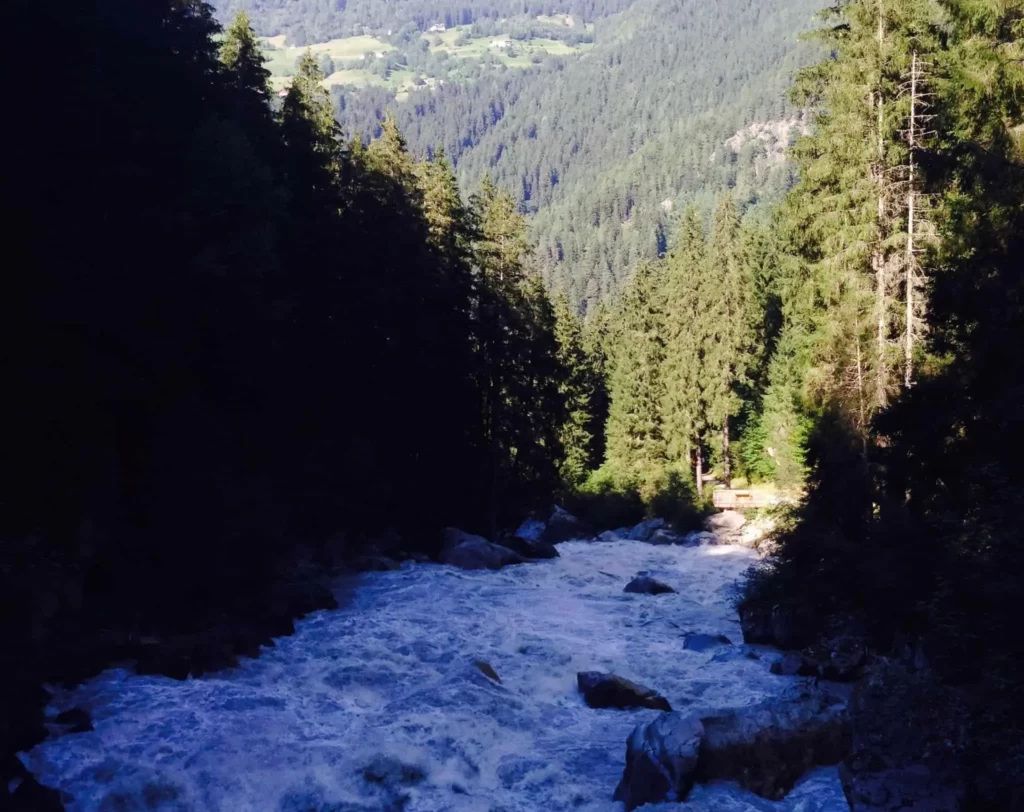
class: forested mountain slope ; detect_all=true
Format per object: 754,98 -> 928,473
214,0 -> 825,307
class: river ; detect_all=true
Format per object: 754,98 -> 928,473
22,537 -> 847,811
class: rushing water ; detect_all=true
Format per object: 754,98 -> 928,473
22,538 -> 847,811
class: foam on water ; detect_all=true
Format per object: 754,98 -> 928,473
22,539 -> 847,811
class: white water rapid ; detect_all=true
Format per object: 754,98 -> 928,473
22,539 -> 847,811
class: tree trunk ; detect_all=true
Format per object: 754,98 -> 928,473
722,419 -> 731,485
905,51 -> 918,389
873,0 -> 889,410
695,445 -> 703,499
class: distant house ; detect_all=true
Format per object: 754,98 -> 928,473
277,88 -> 289,98
428,23 -> 446,32
374,51 -> 386,58
489,39 -> 512,49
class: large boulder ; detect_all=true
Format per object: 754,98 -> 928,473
695,686 -> 851,800
705,510 -> 747,535
542,506 -> 591,543
440,533 -> 526,571
577,671 -> 672,711
626,518 -> 666,541
613,712 -> 705,810
513,516 -> 546,542
623,576 -> 676,595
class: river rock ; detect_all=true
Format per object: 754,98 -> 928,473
597,530 -> 622,543
623,576 -> 676,595
683,530 -> 718,546
498,533 -> 559,560
626,518 -> 665,541
613,712 -> 705,810
577,671 -> 672,711
513,517 -> 546,543
351,554 -> 402,572
542,506 -> 591,543
684,633 -> 733,652
440,535 -> 526,570
648,528 -> 683,545
695,685 -> 851,800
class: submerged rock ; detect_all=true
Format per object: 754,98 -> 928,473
613,712 -> 705,810
683,530 -> 718,546
542,506 -> 591,543
696,685 -> 851,800
597,530 -> 623,543
473,660 -> 501,683
623,576 -> 676,595
626,518 -> 666,542
577,671 -> 672,711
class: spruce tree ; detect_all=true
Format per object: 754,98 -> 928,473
553,293 -> 596,488
605,261 -> 667,490
661,208 -> 707,488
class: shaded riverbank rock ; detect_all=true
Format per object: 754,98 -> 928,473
695,686 -> 851,800
614,712 -> 704,810
738,601 -> 815,649
54,707 -> 93,734
351,554 -> 402,572
840,663 -> 969,811
577,671 -> 672,711
8,775 -> 64,811
770,653 -> 819,678
498,533 -> 559,560
542,506 -> 591,543
684,633 -> 733,652
626,518 -> 666,541
623,576 -> 676,595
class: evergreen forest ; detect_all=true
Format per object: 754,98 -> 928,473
4,0 -> 1024,807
